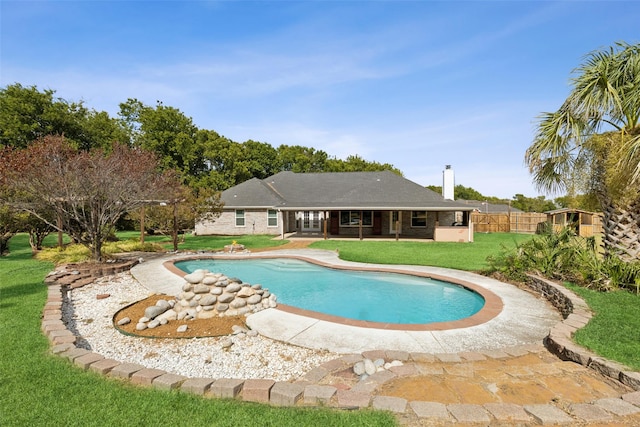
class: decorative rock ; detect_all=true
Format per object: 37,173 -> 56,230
226,283 -> 242,293
117,317 -> 131,326
237,307 -> 252,316
96,293 -> 110,300
159,318 -> 168,325
176,325 -> 188,333
384,360 -> 403,370
374,358 -> 385,368
353,361 -> 366,376
230,298 -> 247,309
139,317 -> 150,323
247,295 -> 262,305
184,270 -> 206,284
202,276 -> 217,285
216,303 -> 229,312
136,322 -> 147,331
364,359 -> 376,376
215,279 -> 228,287
251,284 -> 262,290
218,293 -> 235,303
182,291 -> 195,301
193,284 -> 210,294
232,325 -> 248,334
182,283 -> 192,292
228,277 -> 242,284
210,287 -> 223,295
237,287 -> 255,297
199,295 -> 217,306
157,309 -> 177,321
144,305 -> 168,320
221,338 -> 233,349
155,299 -> 171,310
148,319 -> 160,329
247,330 -> 259,337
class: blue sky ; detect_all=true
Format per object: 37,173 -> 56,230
2,1 -> 638,198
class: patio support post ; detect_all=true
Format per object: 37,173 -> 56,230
323,211 -> 328,240
359,210 -> 363,240
395,220 -> 399,241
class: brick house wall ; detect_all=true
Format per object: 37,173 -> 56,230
195,209 -> 281,236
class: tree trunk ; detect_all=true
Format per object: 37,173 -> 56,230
601,201 -> 640,261
0,232 -> 14,255
92,240 -> 103,262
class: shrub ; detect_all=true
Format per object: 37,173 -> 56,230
35,239 -> 163,264
486,225 -> 639,292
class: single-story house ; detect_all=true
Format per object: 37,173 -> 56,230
195,171 -> 476,242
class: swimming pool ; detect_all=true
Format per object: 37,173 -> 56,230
174,258 -> 485,325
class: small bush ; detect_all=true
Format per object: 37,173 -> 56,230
35,244 -> 92,263
486,226 -> 638,292
35,239 -> 163,264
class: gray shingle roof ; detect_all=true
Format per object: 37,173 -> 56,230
221,171 -> 474,211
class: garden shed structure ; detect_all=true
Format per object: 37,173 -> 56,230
545,208 -> 603,237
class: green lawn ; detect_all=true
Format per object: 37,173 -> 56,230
0,234 -> 395,427
566,283 -> 640,370
310,232 -> 534,271
3,230 -> 639,425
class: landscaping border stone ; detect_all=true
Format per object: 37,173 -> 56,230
40,261 -> 640,425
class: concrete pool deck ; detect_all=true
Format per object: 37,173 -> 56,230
130,248 -> 560,354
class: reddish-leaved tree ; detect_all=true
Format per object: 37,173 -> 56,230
0,135 -> 173,260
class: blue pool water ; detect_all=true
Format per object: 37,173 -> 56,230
174,258 -> 485,325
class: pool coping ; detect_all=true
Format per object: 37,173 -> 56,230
162,253 -> 504,332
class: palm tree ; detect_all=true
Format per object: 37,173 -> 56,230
525,42 -> 640,261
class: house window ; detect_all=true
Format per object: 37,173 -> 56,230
267,209 -> 278,227
411,211 -> 427,227
340,211 -> 372,227
235,210 -> 245,227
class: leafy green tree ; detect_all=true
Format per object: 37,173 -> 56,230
525,42 -> 640,260
510,194 -> 556,213
0,83 -> 125,150
325,155 -> 402,174
118,99 -> 203,179
242,140 -> 281,179
197,130 -> 251,190
277,145 -> 328,172
454,185 -> 485,201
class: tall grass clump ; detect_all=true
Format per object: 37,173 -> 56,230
487,225 -> 640,292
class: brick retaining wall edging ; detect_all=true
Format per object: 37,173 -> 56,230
40,264 -> 640,424
525,274 -> 640,391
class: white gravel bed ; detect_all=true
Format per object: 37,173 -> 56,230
63,272 -> 339,381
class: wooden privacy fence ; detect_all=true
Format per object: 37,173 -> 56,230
471,212 -> 548,234
471,212 -> 604,235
